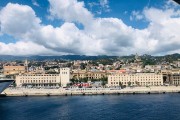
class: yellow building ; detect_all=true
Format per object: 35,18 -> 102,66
3,66 -> 26,75
72,70 -> 107,80
108,73 -> 163,87
16,68 -> 70,87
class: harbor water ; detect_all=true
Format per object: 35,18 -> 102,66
0,94 -> 180,120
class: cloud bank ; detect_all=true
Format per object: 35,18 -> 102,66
0,0 -> 180,56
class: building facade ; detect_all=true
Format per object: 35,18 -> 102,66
108,73 -> 163,87
59,68 -> 70,86
3,66 -> 26,75
170,74 -> 180,85
72,70 -> 107,80
16,68 -> 70,87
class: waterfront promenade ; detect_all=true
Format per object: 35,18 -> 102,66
2,86 -> 180,96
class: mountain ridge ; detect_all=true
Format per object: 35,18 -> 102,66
0,53 -> 179,61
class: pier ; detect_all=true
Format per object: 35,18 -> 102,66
2,86 -> 180,96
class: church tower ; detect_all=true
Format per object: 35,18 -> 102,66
24,59 -> 28,72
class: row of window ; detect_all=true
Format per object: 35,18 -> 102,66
110,82 -> 162,85
20,80 -> 57,83
111,80 -> 161,82
77,74 -> 104,76
61,72 -> 68,74
19,74 -> 59,77
61,68 -> 69,70
19,77 -> 57,79
173,77 -> 180,79
110,77 -> 161,79
112,79 -> 161,82
111,74 -> 161,76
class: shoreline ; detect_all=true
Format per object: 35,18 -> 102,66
2,86 -> 180,97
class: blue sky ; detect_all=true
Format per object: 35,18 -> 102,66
0,0 -> 167,29
0,0 -> 179,56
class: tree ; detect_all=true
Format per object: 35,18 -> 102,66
101,80 -> 107,87
70,78 -> 76,84
11,82 -> 17,87
80,63 -> 87,70
69,82 -> 73,86
66,83 -> 71,87
119,81 -> 123,87
77,78 -> 88,83
128,81 -> 131,87
135,81 -> 140,86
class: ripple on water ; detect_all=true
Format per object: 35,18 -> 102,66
0,94 -> 180,120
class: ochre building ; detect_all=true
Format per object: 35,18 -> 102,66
3,66 -> 26,75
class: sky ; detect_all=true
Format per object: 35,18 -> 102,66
0,0 -> 179,56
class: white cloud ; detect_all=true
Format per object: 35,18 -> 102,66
130,11 -> 144,21
0,41 -> 61,56
0,1 -> 180,56
48,0 -> 94,26
144,8 -> 174,23
0,3 -> 41,38
99,0 -> 111,12
88,0 -> 111,15
165,0 -> 179,9
32,0 -> 40,7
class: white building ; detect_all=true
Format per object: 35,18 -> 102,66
59,68 -> 70,86
108,73 -> 163,87
16,68 -> 70,87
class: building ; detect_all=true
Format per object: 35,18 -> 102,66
108,73 -> 163,87
3,66 -> 26,75
145,65 -> 162,73
15,68 -> 70,87
161,69 -> 180,84
59,68 -> 70,86
170,74 -> 180,85
72,70 -> 107,80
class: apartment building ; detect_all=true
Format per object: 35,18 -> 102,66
108,73 -> 163,87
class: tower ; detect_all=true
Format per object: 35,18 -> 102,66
59,68 -> 70,87
24,59 -> 28,72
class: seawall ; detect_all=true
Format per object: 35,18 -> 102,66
2,86 -> 180,96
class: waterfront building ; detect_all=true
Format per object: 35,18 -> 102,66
161,69 -> 180,85
3,66 -> 26,75
72,70 -> 107,80
15,68 -> 70,87
169,71 -> 180,85
108,73 -> 163,87
171,74 -> 180,85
